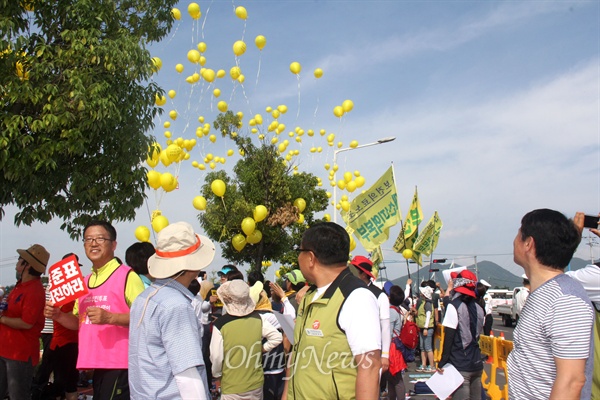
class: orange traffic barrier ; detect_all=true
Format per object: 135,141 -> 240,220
480,333 -> 513,400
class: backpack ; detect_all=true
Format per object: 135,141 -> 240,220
390,305 -> 419,350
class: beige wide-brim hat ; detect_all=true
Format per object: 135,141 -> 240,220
17,244 -> 50,274
148,222 -> 216,279
217,280 -> 256,317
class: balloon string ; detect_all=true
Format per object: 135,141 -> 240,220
296,74 -> 301,120
221,196 -> 227,212
201,0 -> 214,39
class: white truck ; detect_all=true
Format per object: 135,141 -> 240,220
496,287 -> 527,327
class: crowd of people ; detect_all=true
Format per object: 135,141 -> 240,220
0,209 -> 597,400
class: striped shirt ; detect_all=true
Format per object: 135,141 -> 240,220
507,274 -> 594,400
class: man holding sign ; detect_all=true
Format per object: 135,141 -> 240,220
0,244 -> 49,399
46,220 -> 145,400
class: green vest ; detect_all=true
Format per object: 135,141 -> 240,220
214,312 -> 264,395
416,299 -> 434,328
287,268 -> 365,400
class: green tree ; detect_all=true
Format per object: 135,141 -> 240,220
198,111 -> 329,272
0,0 -> 177,237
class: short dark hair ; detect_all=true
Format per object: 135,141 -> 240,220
389,285 -> 405,307
476,282 -> 488,298
125,242 -> 155,276
520,209 -> 581,270
227,270 -> 244,281
301,222 -> 350,266
248,270 -> 264,286
188,279 -> 200,296
83,220 -> 117,241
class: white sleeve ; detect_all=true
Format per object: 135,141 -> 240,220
378,293 -> 391,359
424,310 -> 432,328
174,367 -> 208,400
281,297 -> 297,320
339,288 -> 382,356
209,326 -> 224,378
566,266 -> 600,304
442,303 -> 458,329
261,317 -> 283,353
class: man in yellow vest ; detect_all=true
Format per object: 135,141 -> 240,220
286,222 -> 381,400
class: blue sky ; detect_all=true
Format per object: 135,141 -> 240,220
1,0 -> 599,286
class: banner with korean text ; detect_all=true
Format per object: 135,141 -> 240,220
48,255 -> 88,307
413,211 -> 443,256
343,166 -> 401,251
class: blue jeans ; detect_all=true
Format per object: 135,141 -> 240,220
419,328 -> 434,352
0,356 -> 35,399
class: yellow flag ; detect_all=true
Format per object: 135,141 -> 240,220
343,166 -> 401,251
392,187 -> 423,253
370,246 -> 383,279
413,211 -> 443,256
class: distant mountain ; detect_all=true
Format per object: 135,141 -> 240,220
387,257 -> 590,290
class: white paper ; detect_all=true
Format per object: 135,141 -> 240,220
442,266 -> 467,284
274,312 -> 296,345
425,364 -> 464,400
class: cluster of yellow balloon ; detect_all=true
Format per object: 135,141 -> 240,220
135,2 -> 376,250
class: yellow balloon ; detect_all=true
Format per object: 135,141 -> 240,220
355,176 -> 366,188
227,149 -> 234,156
237,74 -> 245,84
134,226 -> 151,242
342,99 -> 354,112
241,217 -> 256,236
293,198 -> 306,213
147,156 -> 158,168
151,57 -> 162,72
333,106 -> 344,117
343,171 -> 352,183
314,68 -> 323,78
323,213 -> 331,222
217,69 -> 226,78
152,215 -> 169,233
255,35 -> 266,50
341,201 -> 350,212
155,94 -> 167,106
217,101 -> 228,112
235,6 -> 247,19
203,69 -> 215,82
402,249 -> 414,260
213,88 -> 221,97
337,180 -> 346,190
246,229 -> 262,244
160,172 -> 177,192
187,3 -> 201,19
253,205 -> 268,222
192,196 -> 207,210
171,8 -> 181,20
147,170 -> 161,189
346,181 -> 357,192
211,179 -> 226,197
187,49 -> 200,63
275,270 -> 281,278
297,213 -> 305,224
350,140 -> 358,148
166,144 -> 181,161
169,110 -> 177,120
232,234 -> 246,252
230,66 -> 241,80
290,62 -> 301,75
209,134 -> 217,143
233,40 -> 246,56
159,150 -> 171,166
197,42 -> 207,53
168,89 -> 176,99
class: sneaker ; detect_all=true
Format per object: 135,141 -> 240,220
425,366 -> 435,373
416,365 -> 426,372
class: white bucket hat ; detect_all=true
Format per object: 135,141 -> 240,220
419,285 -> 433,300
148,222 -> 215,279
217,280 -> 256,317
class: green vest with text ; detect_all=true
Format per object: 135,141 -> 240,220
287,268 -> 366,400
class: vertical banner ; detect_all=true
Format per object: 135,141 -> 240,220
413,211 -> 443,256
48,255 -> 88,307
343,166 -> 401,251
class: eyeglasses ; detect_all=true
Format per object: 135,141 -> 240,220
83,237 -> 112,245
292,244 -> 313,253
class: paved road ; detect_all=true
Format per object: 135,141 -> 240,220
382,312 -> 514,399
